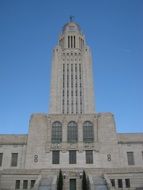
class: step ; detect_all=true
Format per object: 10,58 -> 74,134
93,177 -> 106,185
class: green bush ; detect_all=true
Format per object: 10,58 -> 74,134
82,170 -> 88,190
57,169 -> 63,190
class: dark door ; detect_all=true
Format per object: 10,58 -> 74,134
70,179 -> 76,190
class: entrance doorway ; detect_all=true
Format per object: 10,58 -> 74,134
70,179 -> 76,190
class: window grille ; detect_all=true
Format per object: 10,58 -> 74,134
69,150 -> 76,164
68,121 -> 78,143
52,122 -> 62,143
52,150 -> 60,164
83,121 -> 94,143
86,150 -> 93,164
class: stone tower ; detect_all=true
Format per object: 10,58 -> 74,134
50,20 -> 95,114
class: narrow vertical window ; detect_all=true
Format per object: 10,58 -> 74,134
31,180 -> 36,188
11,153 -> 18,167
71,36 -> 73,48
23,180 -> 28,189
71,63 -> 74,114
0,153 -> 3,166
110,179 -> 115,187
86,150 -> 93,164
68,36 -> 70,48
79,63 -> 82,113
125,179 -> 130,188
15,180 -> 20,189
63,63 -> 65,114
52,150 -> 60,164
69,150 -> 76,164
74,36 -> 75,48
127,152 -> 135,165
118,179 -> 123,188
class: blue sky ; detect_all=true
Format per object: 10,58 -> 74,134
0,0 -> 143,134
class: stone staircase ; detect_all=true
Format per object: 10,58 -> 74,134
38,176 -> 57,190
30,175 -> 57,190
89,176 -> 108,190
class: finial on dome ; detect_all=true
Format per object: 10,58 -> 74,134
69,16 -> 74,22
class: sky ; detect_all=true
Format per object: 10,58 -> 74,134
0,0 -> 143,134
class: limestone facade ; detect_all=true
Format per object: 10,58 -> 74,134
0,113 -> 143,189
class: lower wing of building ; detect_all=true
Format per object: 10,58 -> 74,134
0,113 -> 143,190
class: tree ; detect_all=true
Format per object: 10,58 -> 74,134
57,169 -> 63,190
82,170 -> 88,190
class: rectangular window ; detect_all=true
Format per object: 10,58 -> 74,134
74,36 -> 75,48
118,179 -> 123,188
71,36 -> 73,48
11,153 -> 18,167
23,180 -> 28,189
15,180 -> 20,189
52,151 -> 60,164
110,179 -> 115,187
125,179 -> 130,188
31,180 -> 36,188
69,150 -> 76,164
127,152 -> 135,165
68,36 -> 70,48
0,153 -> 3,166
86,150 -> 93,164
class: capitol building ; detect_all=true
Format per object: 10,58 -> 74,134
0,20 -> 143,190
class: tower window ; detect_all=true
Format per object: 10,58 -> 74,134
68,36 -> 70,48
74,36 -> 75,48
71,36 -> 73,48
63,64 -> 65,71
75,64 -> 77,71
